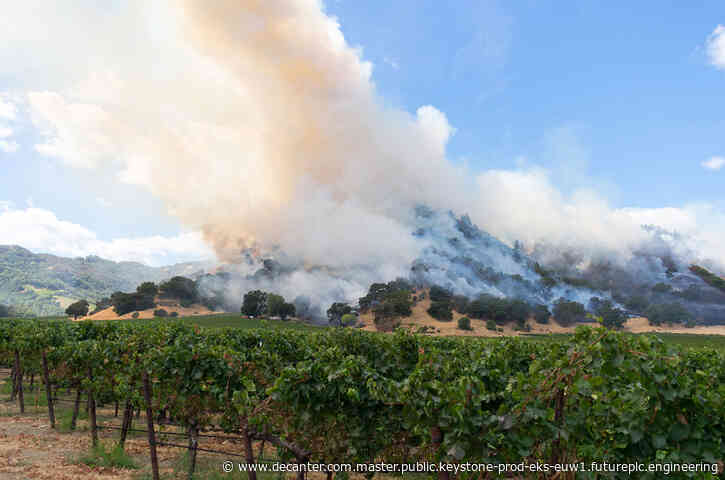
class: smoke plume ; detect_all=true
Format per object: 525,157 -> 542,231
3,0 -> 724,309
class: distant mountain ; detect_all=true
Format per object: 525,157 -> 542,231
0,245 -> 211,316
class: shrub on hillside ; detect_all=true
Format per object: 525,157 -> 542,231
624,295 -> 649,312
159,276 -> 198,302
645,302 -> 692,326
358,278 -> 412,312
65,299 -> 89,319
457,316 -> 472,331
136,282 -> 158,296
267,293 -> 296,320
359,280 -> 413,319
466,295 -> 531,326
429,285 -> 452,303
327,302 -> 352,326
552,298 -> 586,326
169,311 -> 178,317
428,300 -> 453,321
594,300 -> 627,330
111,291 -> 155,316
242,290 -> 268,317
534,304 -> 550,324
154,308 -> 168,317
451,295 -> 470,313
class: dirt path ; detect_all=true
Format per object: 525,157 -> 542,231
0,414 -> 136,480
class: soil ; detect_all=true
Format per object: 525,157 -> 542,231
0,413 -> 136,479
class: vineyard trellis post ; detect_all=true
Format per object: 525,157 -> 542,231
41,350 -> 55,429
430,426 -> 449,480
242,425 -> 257,480
143,371 -> 160,480
550,387 -> 566,465
87,368 -> 98,447
119,399 -> 133,450
187,420 -> 199,480
70,388 -> 81,430
14,350 -> 24,413
9,365 -> 17,402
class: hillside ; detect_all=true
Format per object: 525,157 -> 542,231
358,288 -> 725,337
0,245 -> 209,316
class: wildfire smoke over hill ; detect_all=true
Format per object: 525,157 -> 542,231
1,1 -> 723,311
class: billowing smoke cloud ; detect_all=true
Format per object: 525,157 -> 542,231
1,1 -> 723,311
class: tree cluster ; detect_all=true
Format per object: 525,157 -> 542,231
359,279 -> 413,312
65,299 -> 89,319
589,298 -> 627,330
111,290 -> 156,316
465,294 -> 531,328
326,302 -> 353,326
159,276 -> 199,307
242,290 -> 296,320
357,280 -> 413,329
552,298 -> 587,327
426,285 -> 454,321
645,302 -> 692,326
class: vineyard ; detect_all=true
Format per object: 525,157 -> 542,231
1,319 -> 724,479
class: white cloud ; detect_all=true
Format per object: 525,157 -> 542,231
0,140 -> 19,153
28,91 -> 122,168
96,197 -> 112,207
0,95 -> 19,152
0,95 -> 17,120
702,156 -> 725,171
706,24 -> 725,69
0,206 -> 215,266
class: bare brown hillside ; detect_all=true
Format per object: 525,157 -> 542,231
75,299 -> 214,321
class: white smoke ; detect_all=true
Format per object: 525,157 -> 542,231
1,0 -> 723,303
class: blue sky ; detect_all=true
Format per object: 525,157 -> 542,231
324,0 -> 725,207
0,1 -> 723,266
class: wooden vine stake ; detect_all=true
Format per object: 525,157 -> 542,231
142,371 -> 160,480
119,399 -> 133,450
431,426 -> 449,480
14,350 -> 24,414
9,365 -> 17,402
41,350 -> 55,428
70,388 -> 81,430
187,420 -> 199,480
87,368 -> 98,448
